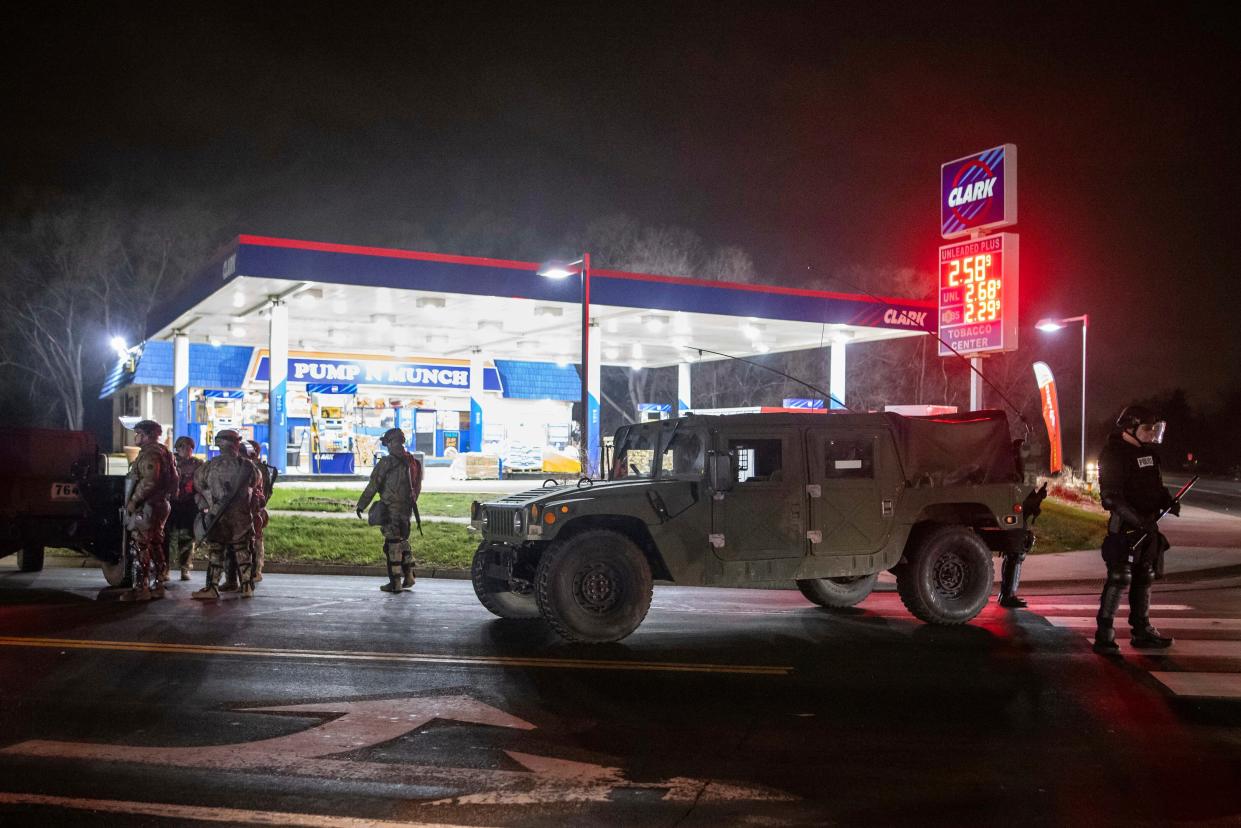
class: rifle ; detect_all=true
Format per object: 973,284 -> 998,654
1129,475 -> 1199,551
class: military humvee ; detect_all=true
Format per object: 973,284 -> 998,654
0,427 -> 128,583
470,411 -> 1036,643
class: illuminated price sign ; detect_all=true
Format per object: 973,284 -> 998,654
937,233 -> 1019,357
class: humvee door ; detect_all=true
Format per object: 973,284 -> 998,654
710,429 -> 804,561
805,427 -> 900,556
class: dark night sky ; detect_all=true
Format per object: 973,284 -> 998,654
3,1 -> 1237,422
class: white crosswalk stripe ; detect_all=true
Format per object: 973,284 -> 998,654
1036,602 -> 1241,701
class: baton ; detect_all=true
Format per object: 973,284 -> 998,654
1129,475 -> 1199,551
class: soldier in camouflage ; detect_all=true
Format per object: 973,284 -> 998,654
192,430 -> 264,600
356,427 -> 422,593
246,439 -> 276,582
166,435 -> 203,581
122,420 -> 178,602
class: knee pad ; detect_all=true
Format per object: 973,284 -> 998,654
1131,565 -> 1155,587
1106,565 -> 1132,588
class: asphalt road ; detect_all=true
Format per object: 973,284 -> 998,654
1165,474 -> 1241,517
1,570 -> 1239,827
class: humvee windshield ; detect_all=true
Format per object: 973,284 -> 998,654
610,422 -> 705,480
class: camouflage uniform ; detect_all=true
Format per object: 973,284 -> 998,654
125,441 -> 178,593
247,442 -> 277,581
356,433 -> 422,593
193,451 -> 263,597
167,453 -> 204,578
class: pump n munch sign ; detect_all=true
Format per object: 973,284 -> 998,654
254,356 -> 470,390
940,144 -> 1017,239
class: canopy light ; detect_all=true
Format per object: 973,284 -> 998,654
228,324 -> 246,339
232,292 -> 246,308
604,347 -> 620,361
537,259 -> 582,279
477,319 -> 504,331
1035,319 -> 1065,332
642,314 -> 669,333
742,323 -> 764,340
208,336 -> 223,348
416,296 -> 447,309
425,334 -> 449,347
533,305 -> 564,318
109,336 -> 129,358
755,342 -> 771,353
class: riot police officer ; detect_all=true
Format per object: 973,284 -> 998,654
356,428 -> 422,593
1094,405 -> 1180,654
192,430 -> 263,600
121,420 -> 177,601
166,435 -> 203,581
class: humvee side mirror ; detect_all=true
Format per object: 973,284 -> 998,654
708,452 -> 734,493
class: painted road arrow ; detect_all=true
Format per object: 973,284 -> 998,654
1,693 -> 793,805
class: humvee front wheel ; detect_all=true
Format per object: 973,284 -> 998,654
797,573 -> 878,608
535,529 -> 653,643
17,545 -> 45,573
896,526 -> 993,625
471,543 -> 540,619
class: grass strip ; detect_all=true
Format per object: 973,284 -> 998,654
263,515 -> 477,568
1030,499 -> 1108,554
266,489 -> 503,517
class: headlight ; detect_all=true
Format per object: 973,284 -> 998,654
514,510 -> 526,533
480,510 -> 490,531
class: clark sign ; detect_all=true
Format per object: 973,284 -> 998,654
940,144 -> 1017,239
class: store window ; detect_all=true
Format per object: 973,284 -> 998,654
824,437 -> 874,479
728,438 -> 783,484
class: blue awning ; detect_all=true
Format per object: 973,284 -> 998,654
99,342 -> 255,399
493,360 -> 581,401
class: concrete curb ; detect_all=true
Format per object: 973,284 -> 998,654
39,555 -> 471,581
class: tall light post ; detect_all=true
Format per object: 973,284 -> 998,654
538,254 -> 593,476
1036,314 -> 1089,478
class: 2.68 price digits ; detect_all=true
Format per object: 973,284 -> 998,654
944,253 -> 1001,323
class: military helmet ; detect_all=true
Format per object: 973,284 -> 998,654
173,435 -> 195,450
214,429 -> 242,447
380,427 -> 406,446
133,419 -> 162,437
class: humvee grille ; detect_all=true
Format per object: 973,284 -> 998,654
485,507 -> 519,538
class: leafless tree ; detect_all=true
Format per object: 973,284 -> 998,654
0,195 -> 228,429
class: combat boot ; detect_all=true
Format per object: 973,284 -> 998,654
401,563 -> 416,589
380,559 -> 403,593
120,584 -> 151,602
1093,624 -> 1121,655
1093,565 -> 1128,656
150,580 -> 165,599
240,582 -> 254,599
193,564 -> 221,600
1131,624 -> 1173,649
180,567 -> 191,581
998,555 -> 1026,608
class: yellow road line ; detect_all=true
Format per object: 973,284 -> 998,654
0,636 -> 792,676
0,791 -> 483,827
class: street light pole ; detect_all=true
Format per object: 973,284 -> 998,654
539,254 -> 594,477
580,253 -> 592,476
1036,313 -> 1089,477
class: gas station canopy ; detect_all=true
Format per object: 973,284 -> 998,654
146,236 -> 933,367
115,235 -> 933,475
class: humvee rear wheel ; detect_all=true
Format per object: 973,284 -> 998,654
535,529 -> 653,643
471,543 -> 540,619
896,526 -> 993,625
796,573 -> 878,608
17,545 -> 45,573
